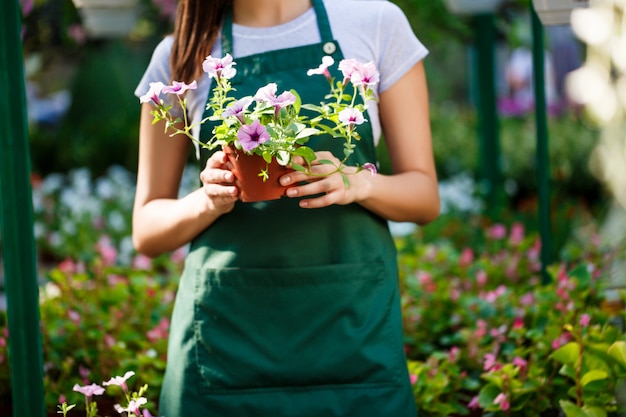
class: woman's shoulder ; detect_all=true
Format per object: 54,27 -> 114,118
151,35 -> 175,61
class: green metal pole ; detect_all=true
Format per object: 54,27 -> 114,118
0,1 -> 46,416
530,2 -> 553,284
473,13 -> 503,218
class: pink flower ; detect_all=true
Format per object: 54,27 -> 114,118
73,383 -> 105,398
338,58 -> 362,82
449,346 -> 460,362
68,310 -> 81,325
115,397 -> 148,415
203,54 -> 237,80
96,236 -> 117,266
483,353 -> 498,371
552,332 -> 572,349
487,223 -> 507,240
307,56 -> 335,80
67,24 -> 87,44
363,162 -> 377,176
338,59 -> 379,87
162,80 -> 198,96
140,82 -> 165,105
58,395 -> 66,405
519,292 -> 534,306
338,108 -> 366,128
132,254 -> 153,270
468,396 -> 480,409
103,371 -> 135,391
493,393 -> 510,411
254,83 -> 296,118
512,317 -> 524,330
459,248 -> 474,267
579,314 -> 591,327
509,222 -> 525,245
476,270 -> 488,287
222,97 -> 253,124
409,374 -> 418,385
512,356 -> 527,369
237,120 -> 270,152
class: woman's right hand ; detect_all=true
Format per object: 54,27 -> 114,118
199,150 -> 239,214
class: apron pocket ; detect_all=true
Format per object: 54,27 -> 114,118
192,262 -> 401,392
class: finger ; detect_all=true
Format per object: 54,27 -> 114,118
206,151 -> 229,168
200,168 -> 235,185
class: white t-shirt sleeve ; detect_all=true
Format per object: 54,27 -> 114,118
375,2 -> 429,92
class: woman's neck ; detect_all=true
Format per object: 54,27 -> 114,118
232,0 -> 312,27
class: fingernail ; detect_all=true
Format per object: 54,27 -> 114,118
287,188 -> 297,197
280,176 -> 291,186
225,172 -> 232,181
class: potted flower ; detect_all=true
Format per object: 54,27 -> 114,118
443,0 -> 505,15
140,54 -> 378,202
532,0 -> 590,25
71,0 -> 139,38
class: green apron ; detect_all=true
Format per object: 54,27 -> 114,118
159,1 -> 417,415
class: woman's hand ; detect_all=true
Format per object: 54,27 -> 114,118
199,150 -> 239,213
280,151 -> 373,208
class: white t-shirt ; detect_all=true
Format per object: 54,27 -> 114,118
135,0 -> 429,145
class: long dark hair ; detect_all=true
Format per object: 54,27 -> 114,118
170,0 -> 232,83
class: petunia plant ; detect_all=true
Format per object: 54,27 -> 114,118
140,54 -> 378,184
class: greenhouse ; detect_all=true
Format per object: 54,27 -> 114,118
1,0 -> 625,416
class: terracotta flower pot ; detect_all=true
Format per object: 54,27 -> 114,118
223,146 -> 293,203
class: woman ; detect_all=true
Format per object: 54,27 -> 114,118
133,0 -> 439,415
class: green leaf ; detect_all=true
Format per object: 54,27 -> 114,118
608,341 -> 626,368
560,400 -> 587,417
295,127 -> 321,140
291,163 -> 306,172
477,384 -> 501,411
317,159 -> 335,166
568,264 -> 591,289
580,370 -> 608,386
582,406 -> 607,417
551,342 -> 581,365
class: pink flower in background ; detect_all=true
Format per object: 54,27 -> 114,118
493,393 -> 510,411
468,396 -> 480,409
68,310 -> 81,325
476,270 -> 488,287
146,318 -> 170,343
73,383 -> 105,398
103,371 -> 135,391
512,317 -> 524,330
483,353 -> 498,371
133,254 -> 153,270
20,0 -> 33,16
152,0 -> 176,21
459,247 -> 474,267
410,374 -> 418,385
512,356 -> 527,369
579,313 -> 591,327
509,222 -> 525,245
448,346 -> 460,362
96,236 -> 117,266
67,24 -> 87,44
487,223 -> 507,240
552,332 -> 573,349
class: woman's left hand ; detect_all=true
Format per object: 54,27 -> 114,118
279,151 -> 372,208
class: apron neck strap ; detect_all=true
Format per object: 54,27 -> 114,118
221,0 -> 333,56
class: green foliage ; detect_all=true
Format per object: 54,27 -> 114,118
430,104 -> 603,201
399,215 -> 626,416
